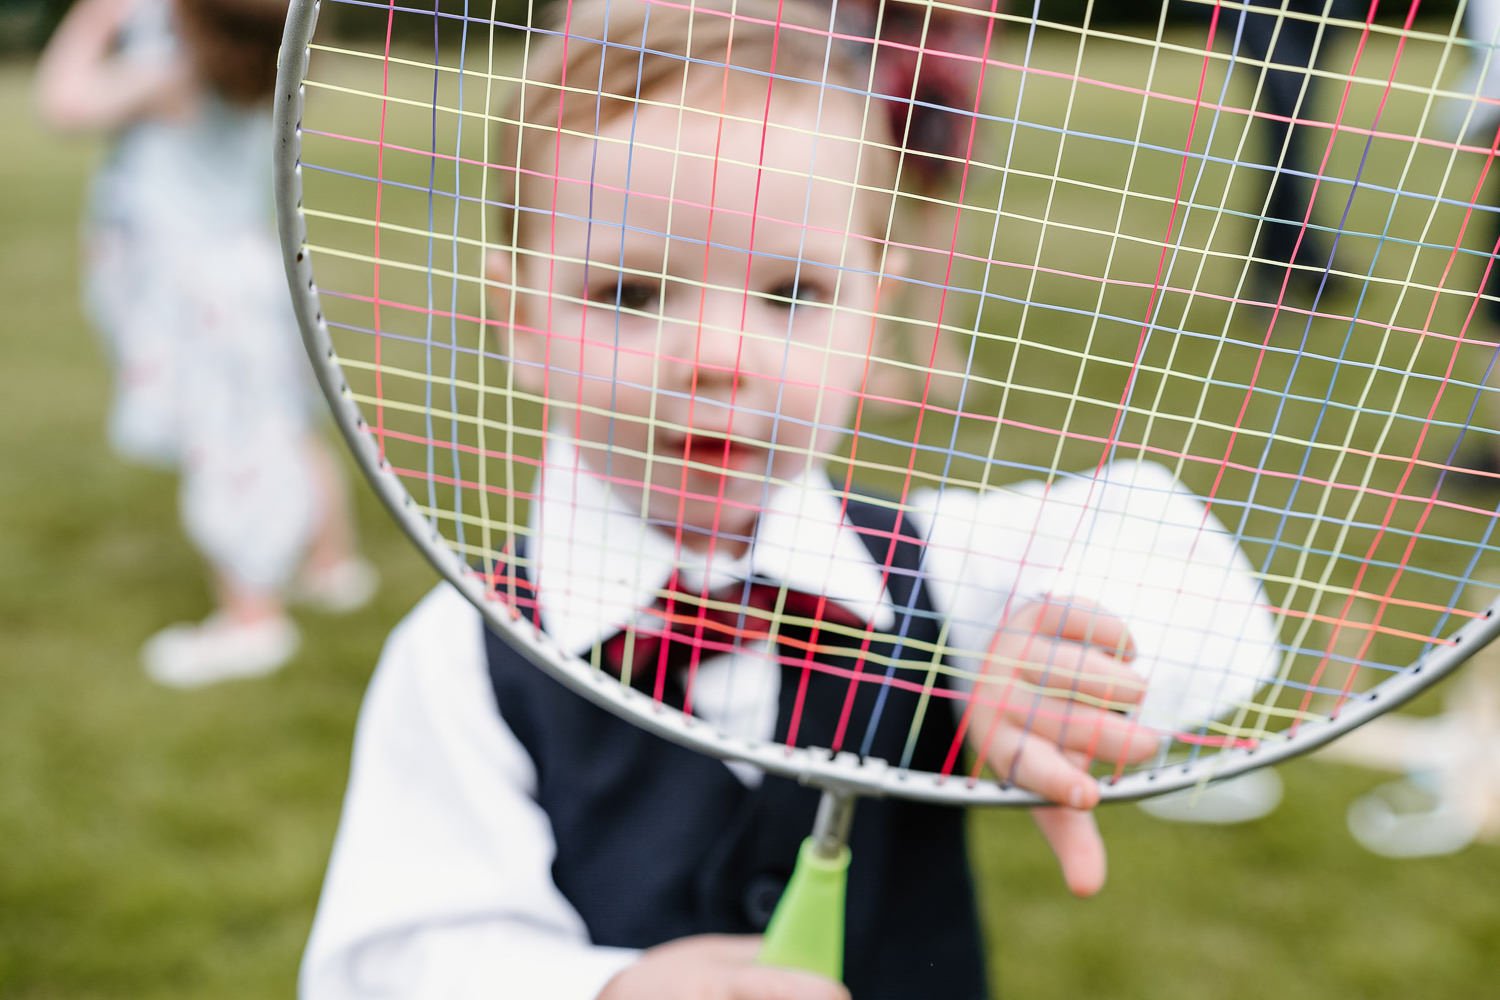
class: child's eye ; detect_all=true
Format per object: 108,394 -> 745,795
765,278 -> 828,308
590,279 -> 660,313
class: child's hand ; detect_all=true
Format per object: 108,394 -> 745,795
597,935 -> 850,1000
968,597 -> 1162,897
35,0 -> 192,133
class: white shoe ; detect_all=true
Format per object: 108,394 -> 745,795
142,615 -> 299,688
1137,769 -> 1284,825
291,558 -> 378,614
1346,776 -> 1482,858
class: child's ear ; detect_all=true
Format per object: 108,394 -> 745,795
883,247 -> 911,282
485,248 -> 515,323
486,249 -> 543,390
877,247 -> 911,300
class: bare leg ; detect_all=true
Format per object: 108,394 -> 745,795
213,570 -> 287,627
300,434 -> 359,576
142,566 -> 300,688
289,433 -> 377,613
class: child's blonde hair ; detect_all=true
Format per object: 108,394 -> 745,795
497,0 -> 898,245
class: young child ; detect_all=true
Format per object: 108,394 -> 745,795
36,0 -> 375,686
301,1 -> 1274,997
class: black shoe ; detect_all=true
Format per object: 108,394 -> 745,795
1437,444 -> 1500,496
1287,263 -> 1348,304
1242,260 -> 1347,312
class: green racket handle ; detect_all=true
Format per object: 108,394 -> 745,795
757,836 -> 850,982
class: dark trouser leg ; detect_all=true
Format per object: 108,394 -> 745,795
1236,2 -> 1338,280
1484,207 -> 1500,325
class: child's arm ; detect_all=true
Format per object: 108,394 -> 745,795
304,585 -> 850,1000
301,586 -> 639,999
35,0 -> 189,133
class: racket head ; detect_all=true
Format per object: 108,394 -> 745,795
275,0 -> 1500,806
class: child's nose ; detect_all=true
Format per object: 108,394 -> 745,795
680,294 -> 759,393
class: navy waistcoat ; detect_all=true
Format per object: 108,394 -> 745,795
485,494 -> 989,999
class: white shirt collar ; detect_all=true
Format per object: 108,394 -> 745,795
528,437 -> 897,655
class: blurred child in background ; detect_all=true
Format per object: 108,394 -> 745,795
36,0 -> 375,687
836,0 -> 995,400
1228,0 -> 1353,305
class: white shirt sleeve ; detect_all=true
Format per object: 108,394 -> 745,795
910,460 -> 1280,733
300,585 -> 638,1000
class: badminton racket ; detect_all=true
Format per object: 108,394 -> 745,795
275,0 -> 1500,982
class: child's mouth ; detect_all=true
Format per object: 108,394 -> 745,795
669,432 -> 761,470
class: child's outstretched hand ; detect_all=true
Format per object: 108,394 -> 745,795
969,597 -> 1162,898
597,935 -> 850,1000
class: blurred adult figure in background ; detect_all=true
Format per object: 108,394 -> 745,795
1229,0 -> 1355,305
1436,0 -> 1500,487
36,0 -> 375,687
1453,0 -> 1500,328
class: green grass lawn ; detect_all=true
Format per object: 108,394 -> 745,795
3,22 -> 1500,999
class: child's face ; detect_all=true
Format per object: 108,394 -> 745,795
501,89 -> 887,549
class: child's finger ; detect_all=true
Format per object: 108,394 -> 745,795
686,934 -> 765,963
984,643 -> 1149,709
728,965 -> 852,1000
1005,597 -> 1137,662
973,686 -> 1157,763
970,667 -> 1161,764
1049,601 -> 1136,662
1019,700 -> 1161,765
1029,804 -> 1107,898
974,725 -> 1098,808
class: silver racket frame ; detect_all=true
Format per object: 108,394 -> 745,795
272,0 -> 1497,808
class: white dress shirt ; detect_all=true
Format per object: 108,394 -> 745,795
300,442 -> 1277,999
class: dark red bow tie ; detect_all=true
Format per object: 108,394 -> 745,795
599,577 -> 866,687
